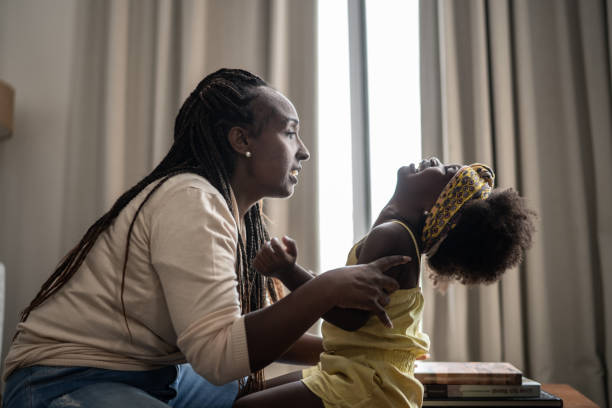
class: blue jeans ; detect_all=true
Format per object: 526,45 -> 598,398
2,364 -> 238,408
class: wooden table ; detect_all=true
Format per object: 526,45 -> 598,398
542,384 -> 599,408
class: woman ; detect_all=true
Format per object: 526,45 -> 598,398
238,158 -> 535,407
2,68 -> 407,408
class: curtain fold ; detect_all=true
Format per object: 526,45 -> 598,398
420,0 -> 611,406
60,0 -> 318,265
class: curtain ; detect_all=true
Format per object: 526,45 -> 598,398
420,0 -> 612,406
0,0 -> 318,372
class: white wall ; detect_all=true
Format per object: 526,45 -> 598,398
0,0 -> 79,363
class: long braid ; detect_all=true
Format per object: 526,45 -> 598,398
236,203 -> 277,395
19,69 -> 278,393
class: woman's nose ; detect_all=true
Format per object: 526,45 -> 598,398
297,137 -> 310,161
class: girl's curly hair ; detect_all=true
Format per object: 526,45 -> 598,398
426,188 -> 536,285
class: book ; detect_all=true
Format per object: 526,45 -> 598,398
422,389 -> 563,407
424,376 -> 541,398
415,362 -> 523,385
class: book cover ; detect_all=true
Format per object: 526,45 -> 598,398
422,390 -> 563,407
415,362 -> 523,385
424,377 -> 541,398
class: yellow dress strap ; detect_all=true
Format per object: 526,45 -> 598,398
390,220 -> 421,267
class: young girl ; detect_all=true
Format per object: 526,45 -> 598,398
234,158 -> 536,408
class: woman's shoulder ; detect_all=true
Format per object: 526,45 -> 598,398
141,173 -> 222,204
156,173 -> 219,195
138,173 -> 232,220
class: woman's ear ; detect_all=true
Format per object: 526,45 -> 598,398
227,126 -> 251,156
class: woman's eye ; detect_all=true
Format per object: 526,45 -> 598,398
286,132 -> 297,139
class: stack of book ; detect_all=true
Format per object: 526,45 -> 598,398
414,362 -> 563,407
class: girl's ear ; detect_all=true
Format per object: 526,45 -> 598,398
227,126 -> 251,155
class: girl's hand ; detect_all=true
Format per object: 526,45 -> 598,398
324,255 -> 410,328
254,236 -> 298,279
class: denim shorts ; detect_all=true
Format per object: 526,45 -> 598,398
2,363 -> 238,408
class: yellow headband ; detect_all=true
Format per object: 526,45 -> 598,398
421,163 -> 495,255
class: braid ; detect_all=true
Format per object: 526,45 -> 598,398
237,203 -> 283,395
20,68 -> 278,393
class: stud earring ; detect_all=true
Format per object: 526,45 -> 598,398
245,151 -> 252,158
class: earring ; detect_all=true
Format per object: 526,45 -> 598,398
245,151 -> 252,158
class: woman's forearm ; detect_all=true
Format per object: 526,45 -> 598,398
280,264 -> 315,291
244,272 -> 336,372
280,264 -> 370,331
277,333 -> 323,365
245,255 -> 404,371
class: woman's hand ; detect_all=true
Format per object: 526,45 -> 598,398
253,236 -> 297,279
323,255 -> 410,328
244,254 -> 411,372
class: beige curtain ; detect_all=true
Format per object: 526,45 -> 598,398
420,0 -> 612,406
0,0 -> 318,372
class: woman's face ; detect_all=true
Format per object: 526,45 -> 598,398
246,87 -> 310,198
397,158 -> 462,210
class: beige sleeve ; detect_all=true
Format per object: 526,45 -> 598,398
150,185 -> 250,384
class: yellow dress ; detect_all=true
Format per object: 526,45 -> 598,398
302,220 -> 430,408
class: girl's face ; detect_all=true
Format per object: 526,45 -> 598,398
397,158 -> 462,210
246,87 -> 310,198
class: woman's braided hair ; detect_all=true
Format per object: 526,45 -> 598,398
19,68 -> 279,394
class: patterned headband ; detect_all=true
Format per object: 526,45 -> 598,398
421,163 -> 495,255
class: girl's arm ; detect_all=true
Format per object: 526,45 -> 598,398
335,223 -> 419,329
274,223 -> 418,331
244,255 -> 407,372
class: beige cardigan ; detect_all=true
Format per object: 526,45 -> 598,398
4,174 -> 250,385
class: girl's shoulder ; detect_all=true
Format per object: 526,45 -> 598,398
358,221 -> 420,288
370,220 -> 417,244
359,221 -> 419,263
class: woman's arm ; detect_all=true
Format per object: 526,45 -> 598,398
244,255 -> 406,372
275,263 -> 372,331
276,333 -> 323,365
151,185 -> 407,383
